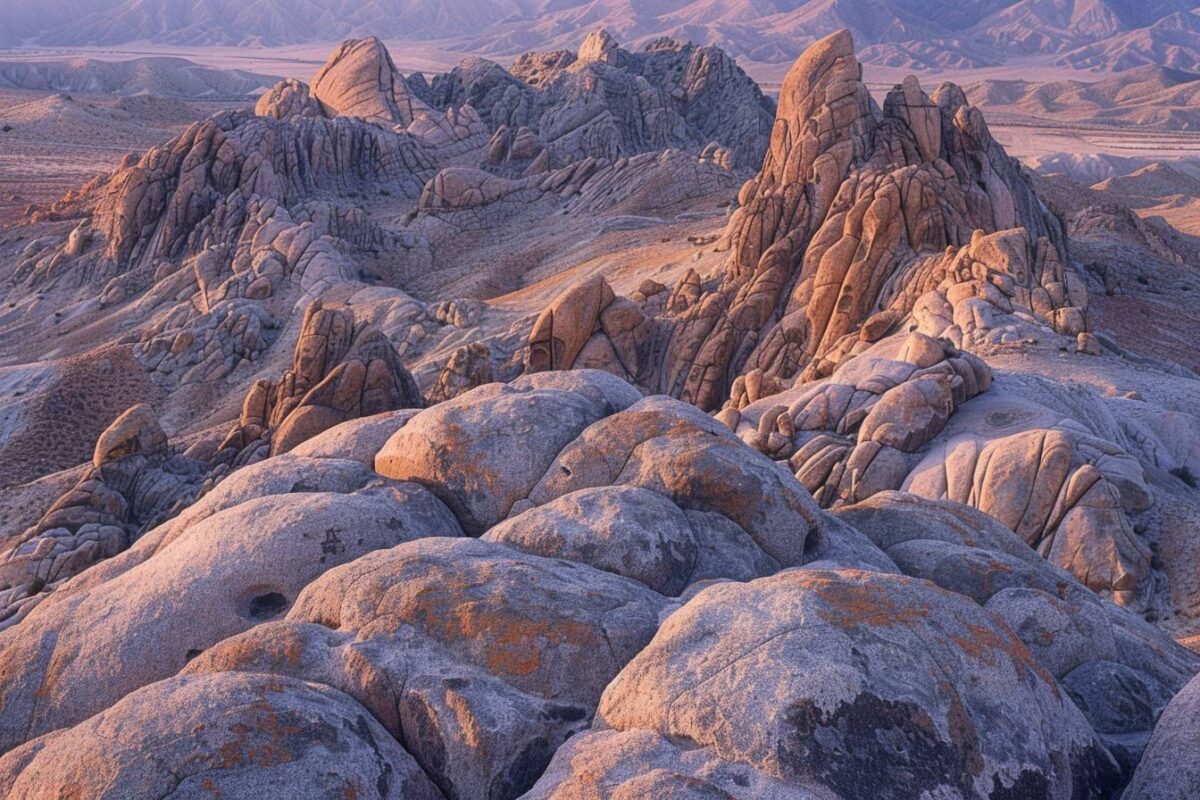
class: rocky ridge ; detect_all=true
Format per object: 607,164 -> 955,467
3,30 -> 762,477
0,28 -> 772,632
524,30 -> 1199,611
0,26 -> 1198,800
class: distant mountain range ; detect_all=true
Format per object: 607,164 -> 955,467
0,56 -> 272,97
2,0 -> 1198,71
965,63 -> 1200,128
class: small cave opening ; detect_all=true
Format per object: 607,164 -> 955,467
246,591 -> 289,620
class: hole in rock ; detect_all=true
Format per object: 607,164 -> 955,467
247,591 -> 288,619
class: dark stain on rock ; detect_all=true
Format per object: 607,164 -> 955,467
398,692 -> 450,797
1066,741 -> 1124,800
543,703 -> 588,723
345,713 -> 393,798
987,768 -> 1051,800
777,692 -> 981,799
322,528 -> 346,556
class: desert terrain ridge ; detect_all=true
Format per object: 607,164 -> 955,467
12,37 -> 1200,181
0,15 -> 1198,800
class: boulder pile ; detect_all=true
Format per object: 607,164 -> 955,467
0,371 -> 1194,798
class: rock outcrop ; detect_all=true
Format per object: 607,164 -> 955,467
0,404 -> 203,628
573,568 -> 1120,799
1123,670 -> 1200,799
92,111 -> 434,268
0,300 -> 423,629
439,30 -> 775,171
522,30 -> 1167,607
0,372 -> 1194,799
528,30 -> 1078,409
310,36 -> 432,126
213,300 -> 424,467
2,25 -> 1200,800
254,31 -> 772,176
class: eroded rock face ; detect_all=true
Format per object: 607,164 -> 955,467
1123,671 -> 1200,799
520,30 -> 1173,607
186,537 -> 667,799
3,24 -> 1200,800
92,111 -> 434,268
461,29 -> 775,171
482,485 -> 779,595
214,300 -> 424,467
0,404 -> 204,628
543,568 -> 1121,799
376,370 -> 641,534
310,36 -> 432,126
0,372 -> 1195,799
0,464 -> 461,754
254,77 -> 323,120
837,491 -> 1196,770
526,29 -> 1077,409
904,427 -> 1152,598
0,672 -> 445,800
0,300 -> 424,629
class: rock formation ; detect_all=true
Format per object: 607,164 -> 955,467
435,29 -> 775,171
213,300 -> 424,467
0,371 -> 1194,799
1123,670 -> 1200,799
524,30 -> 1175,608
309,36 -> 432,126
0,300 -> 423,629
528,30 -> 1077,408
1,24 -> 1200,800
253,30 -> 772,177
0,404 -> 203,628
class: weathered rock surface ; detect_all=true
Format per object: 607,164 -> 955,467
214,300 -> 424,467
529,29 -> 1078,406
837,491 -> 1197,771
2,23 -> 1200,800
189,536 -> 667,799
0,468 -> 461,753
440,30 -> 775,170
0,372 -> 1196,799
0,404 -> 204,628
1123,671 -> 1200,800
310,36 -> 432,126
521,30 -> 1181,609
482,485 -> 779,595
376,370 -> 641,534
904,426 -> 1152,600
93,111 -> 433,268
538,568 -> 1121,799
0,299 -> 424,629
0,672 -> 445,800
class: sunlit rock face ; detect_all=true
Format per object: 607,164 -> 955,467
1,370 -> 1194,799
524,29 -> 1185,609
1,23 -> 1200,800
